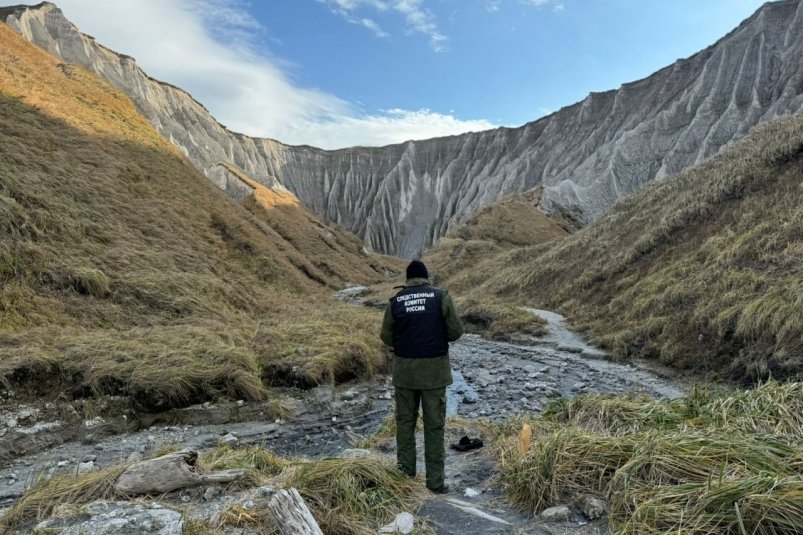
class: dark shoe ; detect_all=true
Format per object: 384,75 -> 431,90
450,435 -> 484,452
427,483 -> 449,494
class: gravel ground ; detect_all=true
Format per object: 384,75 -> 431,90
0,308 -> 685,533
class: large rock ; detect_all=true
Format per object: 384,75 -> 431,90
34,501 -> 183,534
5,1 -> 803,256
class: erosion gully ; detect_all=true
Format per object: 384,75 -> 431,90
0,297 -> 684,534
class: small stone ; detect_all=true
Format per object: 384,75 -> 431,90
242,499 -> 255,510
84,417 -> 105,428
378,511 -> 415,534
218,433 -> 238,447
462,392 -> 479,404
253,485 -> 275,498
540,505 -> 572,522
340,390 -> 357,401
341,448 -> 373,458
463,488 -> 480,498
203,486 -> 223,501
577,495 -> 608,520
77,461 -> 95,474
94,443 -> 104,451
236,400 -> 245,406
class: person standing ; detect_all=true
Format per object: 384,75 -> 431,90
380,260 -> 464,493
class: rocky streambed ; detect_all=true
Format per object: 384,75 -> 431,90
0,308 -> 684,533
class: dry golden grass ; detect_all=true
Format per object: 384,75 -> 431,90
450,114 -> 803,381
1,445 -> 424,534
0,24 -> 388,405
223,163 -> 403,288
457,296 -> 547,339
496,381 -> 803,534
255,304 -> 387,388
0,462 -> 132,529
424,187 -> 568,294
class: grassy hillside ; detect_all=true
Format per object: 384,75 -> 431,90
424,187 -> 569,290
453,114 -> 803,381
0,23 -> 394,408
222,163 -> 401,288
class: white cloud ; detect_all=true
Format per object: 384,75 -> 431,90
29,0 -> 492,149
318,0 -> 447,51
289,109 -> 495,148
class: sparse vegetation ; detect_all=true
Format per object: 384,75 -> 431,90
496,381 -> 803,534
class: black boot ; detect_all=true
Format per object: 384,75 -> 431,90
427,483 -> 449,494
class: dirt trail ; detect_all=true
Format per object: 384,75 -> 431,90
0,308 -> 684,533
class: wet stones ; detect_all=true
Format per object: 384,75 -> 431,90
34,501 -> 183,534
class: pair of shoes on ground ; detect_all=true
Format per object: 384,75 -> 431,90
450,435 -> 483,452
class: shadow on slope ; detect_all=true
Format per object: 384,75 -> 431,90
0,23 -> 389,409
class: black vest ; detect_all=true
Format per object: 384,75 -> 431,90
390,284 -> 448,358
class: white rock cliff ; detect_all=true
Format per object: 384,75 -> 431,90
4,1 -> 803,257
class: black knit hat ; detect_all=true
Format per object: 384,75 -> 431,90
406,260 -> 428,280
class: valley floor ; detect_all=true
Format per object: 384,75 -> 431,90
0,309 -> 683,533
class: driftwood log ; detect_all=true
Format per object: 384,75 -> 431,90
114,450 -> 244,495
267,488 -> 324,535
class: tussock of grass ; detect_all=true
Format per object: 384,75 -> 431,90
0,24 -> 391,406
3,445 -> 423,534
463,115 -> 803,380
0,325 -> 268,409
283,456 -> 424,535
496,381 -> 803,534
0,463 -> 131,529
256,306 -> 386,388
199,445 -> 286,487
458,297 -> 547,339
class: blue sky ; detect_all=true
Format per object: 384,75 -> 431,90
45,0 -> 767,148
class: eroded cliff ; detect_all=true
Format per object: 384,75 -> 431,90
5,1 -> 803,257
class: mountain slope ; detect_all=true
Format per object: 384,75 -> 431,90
448,114 -> 803,381
0,22 -> 394,408
5,2 -> 803,256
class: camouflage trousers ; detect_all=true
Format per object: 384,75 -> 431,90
394,387 -> 446,490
